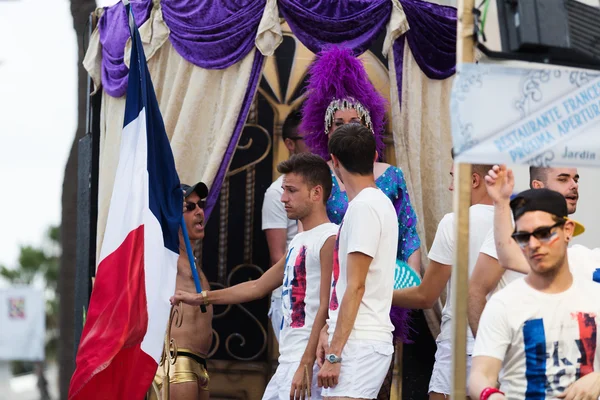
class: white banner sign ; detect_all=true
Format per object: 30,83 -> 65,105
0,287 -> 45,361
451,63 -> 600,167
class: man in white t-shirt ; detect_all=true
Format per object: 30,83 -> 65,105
316,124 -> 397,399
262,110 -> 309,342
468,166 -> 591,337
469,188 -> 600,400
391,155 -> 493,399
172,153 -> 337,400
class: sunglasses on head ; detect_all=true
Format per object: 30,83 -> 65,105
511,221 -> 565,248
184,200 -> 205,212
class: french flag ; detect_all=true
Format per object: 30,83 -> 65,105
68,4 -> 181,399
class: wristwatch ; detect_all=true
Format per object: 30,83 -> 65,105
325,353 -> 342,364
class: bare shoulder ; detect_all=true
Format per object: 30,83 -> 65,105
374,161 -> 392,174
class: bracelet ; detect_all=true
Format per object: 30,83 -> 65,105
201,291 -> 210,306
480,387 -> 504,400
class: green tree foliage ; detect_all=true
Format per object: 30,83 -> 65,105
0,225 -> 60,361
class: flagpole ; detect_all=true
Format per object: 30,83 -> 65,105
181,216 -> 207,313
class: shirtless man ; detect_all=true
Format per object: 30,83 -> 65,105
153,182 -> 213,400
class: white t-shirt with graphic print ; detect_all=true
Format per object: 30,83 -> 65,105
278,222 -> 338,363
473,277 -> 600,400
327,187 -> 398,343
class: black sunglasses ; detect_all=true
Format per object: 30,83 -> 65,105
184,200 -> 205,212
511,221 -> 565,248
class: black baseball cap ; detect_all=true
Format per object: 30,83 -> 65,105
510,188 -> 585,236
181,182 -> 208,199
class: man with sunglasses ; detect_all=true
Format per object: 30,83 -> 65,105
468,188 -> 600,400
467,165 -> 597,337
153,182 -> 213,400
262,109 -> 309,343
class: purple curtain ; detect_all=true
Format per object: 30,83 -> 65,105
99,1 -> 153,97
204,52 -> 265,221
98,0 -> 265,97
394,0 -> 457,102
279,0 -> 392,55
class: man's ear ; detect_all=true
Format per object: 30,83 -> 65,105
564,220 -> 575,240
531,180 -> 544,189
330,154 -> 339,167
284,138 -> 295,153
312,185 -> 323,201
472,173 -> 482,189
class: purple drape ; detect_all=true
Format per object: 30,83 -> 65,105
394,0 -> 457,103
278,0 -> 392,55
99,1 -> 153,97
203,52 -> 265,221
98,0 -> 265,97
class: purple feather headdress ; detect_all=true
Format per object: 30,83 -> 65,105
300,46 -> 387,161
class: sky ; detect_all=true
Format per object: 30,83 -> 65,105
0,0 -> 77,270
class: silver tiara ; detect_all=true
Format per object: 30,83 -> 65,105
324,97 -> 374,135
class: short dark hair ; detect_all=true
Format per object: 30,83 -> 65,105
277,153 -> 332,204
282,109 -> 303,141
529,167 -> 548,188
328,124 -> 375,175
472,164 -> 493,179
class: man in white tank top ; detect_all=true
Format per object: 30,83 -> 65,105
172,153 -> 337,400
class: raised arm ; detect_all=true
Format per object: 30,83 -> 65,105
485,165 -> 530,274
170,255 -> 286,306
468,252 -> 503,336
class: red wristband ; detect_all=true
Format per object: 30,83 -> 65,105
480,387 -> 504,400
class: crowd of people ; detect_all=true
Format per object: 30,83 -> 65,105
158,46 -> 600,400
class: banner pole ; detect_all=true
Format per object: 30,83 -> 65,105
452,0 -> 475,398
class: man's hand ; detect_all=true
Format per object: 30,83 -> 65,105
317,361 -> 341,389
316,327 -> 329,367
485,165 -> 514,203
557,372 -> 600,399
170,290 -> 201,306
290,363 -> 312,400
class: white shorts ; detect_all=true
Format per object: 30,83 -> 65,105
263,361 -> 321,400
321,339 -> 393,399
268,295 -> 283,343
428,339 -> 472,396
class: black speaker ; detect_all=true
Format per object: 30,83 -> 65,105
495,0 -> 600,69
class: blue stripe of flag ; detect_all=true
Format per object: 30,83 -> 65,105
124,4 -> 181,254
523,318 -> 547,399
